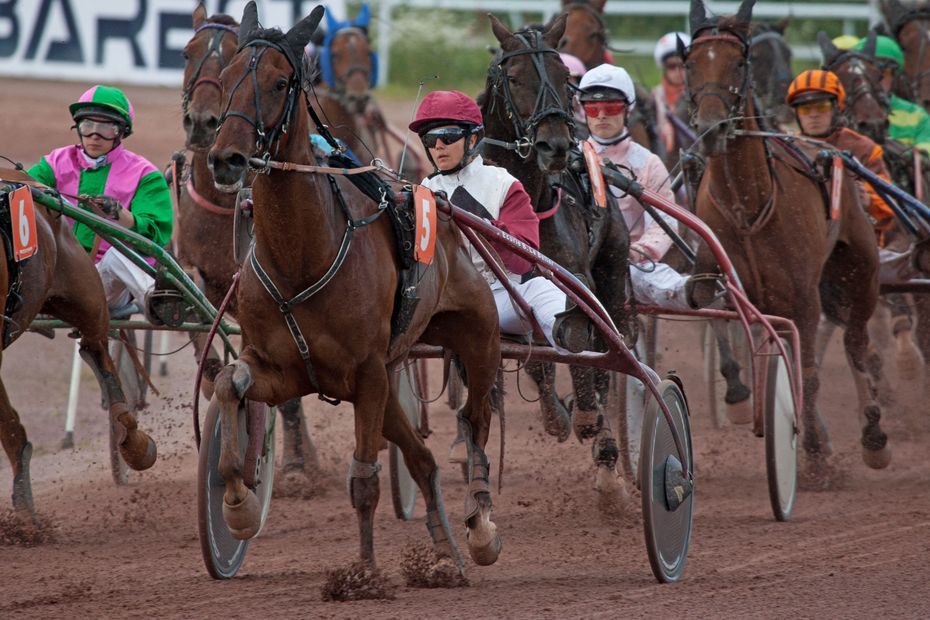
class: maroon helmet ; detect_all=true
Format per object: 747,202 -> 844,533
409,90 -> 484,134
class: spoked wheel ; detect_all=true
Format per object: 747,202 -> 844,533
390,362 -> 422,520
640,378 -> 694,584
198,399 -> 276,579
765,339 -> 798,522
108,332 -> 143,486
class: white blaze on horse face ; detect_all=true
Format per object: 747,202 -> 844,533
707,48 -> 716,62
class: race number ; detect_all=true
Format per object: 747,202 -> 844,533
830,156 -> 842,221
582,140 -> 608,209
413,185 -> 437,264
10,186 -> 38,261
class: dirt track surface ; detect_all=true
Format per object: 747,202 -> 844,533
1,79 -> 930,619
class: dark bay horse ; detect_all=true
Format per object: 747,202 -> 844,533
0,174 -> 156,517
208,2 -> 502,577
749,20 -> 793,127
882,0 -> 930,109
481,14 -> 632,500
686,0 -> 891,484
557,0 -> 664,158
175,3 -> 318,483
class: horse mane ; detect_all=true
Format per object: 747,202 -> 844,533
207,14 -> 238,27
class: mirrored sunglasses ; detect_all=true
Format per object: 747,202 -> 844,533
582,100 -> 627,118
77,118 -> 121,140
795,100 -> 834,116
420,127 -> 468,149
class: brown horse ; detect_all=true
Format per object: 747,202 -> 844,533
686,0 -> 891,483
882,0 -> 930,109
175,4 -> 318,482
208,2 -> 502,576
557,0 -> 664,158
0,175 -> 157,516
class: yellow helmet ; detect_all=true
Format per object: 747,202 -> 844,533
832,34 -> 860,50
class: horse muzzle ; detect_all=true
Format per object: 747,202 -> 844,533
184,110 -> 220,150
535,135 -> 570,172
208,148 -> 248,193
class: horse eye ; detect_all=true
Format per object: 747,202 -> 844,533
276,78 -> 288,91
182,50 -> 190,60
507,75 -> 518,85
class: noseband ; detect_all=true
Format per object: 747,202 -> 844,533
182,22 -> 239,114
488,29 -> 574,159
218,40 -> 301,162
685,30 -> 751,124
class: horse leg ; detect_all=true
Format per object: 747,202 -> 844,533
711,318 -> 752,424
279,397 -> 320,476
0,365 -> 34,516
523,361 -> 571,441
190,331 -> 222,400
909,294 -> 930,393
889,293 -> 924,385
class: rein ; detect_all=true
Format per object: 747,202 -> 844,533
182,22 -> 239,115
186,176 -> 234,216
486,30 -> 574,159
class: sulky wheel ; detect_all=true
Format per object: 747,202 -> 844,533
198,399 -> 276,579
390,363 -> 422,520
765,339 -> 798,522
640,378 -> 694,584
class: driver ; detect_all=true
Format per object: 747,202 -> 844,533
28,85 -> 173,319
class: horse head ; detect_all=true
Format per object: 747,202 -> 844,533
181,3 -> 239,149
820,30 -> 891,144
685,0 -> 756,154
320,4 -> 377,113
486,14 -> 574,172
557,0 -> 608,70
749,20 -> 793,126
209,1 -> 324,191
882,0 -> 930,109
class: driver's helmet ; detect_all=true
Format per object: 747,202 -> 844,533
409,90 -> 484,134
69,85 -> 135,136
786,69 -> 846,110
578,64 -> 636,109
654,32 -> 690,68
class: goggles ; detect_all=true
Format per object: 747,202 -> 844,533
76,118 -> 122,140
420,127 -> 469,149
794,100 -> 834,116
581,100 -> 627,118
664,59 -> 685,70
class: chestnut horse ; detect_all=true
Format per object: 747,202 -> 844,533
208,2 -> 502,576
481,14 -> 632,500
175,4 -> 318,482
686,0 -> 891,484
882,0 -> 930,109
557,0 -> 664,158
0,175 -> 157,516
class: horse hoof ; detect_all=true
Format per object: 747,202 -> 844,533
466,525 -> 501,566
223,490 -> 262,540
726,398 -> 753,425
119,431 -> 157,471
572,406 -> 603,442
595,465 -> 632,516
542,403 -> 571,443
896,337 -> 924,383
862,444 -> 892,470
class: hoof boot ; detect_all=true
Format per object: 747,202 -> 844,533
223,490 -> 262,540
467,529 -> 501,566
726,398 -> 753,425
862,444 -> 892,470
120,431 -> 157,471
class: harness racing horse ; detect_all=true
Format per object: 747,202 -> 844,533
481,14 -> 632,499
0,173 -> 157,517
208,2 -> 503,576
174,4 -> 318,484
685,0 -> 891,484
882,0 -> 930,110
556,0 -> 664,159
749,20 -> 793,127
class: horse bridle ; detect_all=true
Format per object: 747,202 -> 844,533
219,40 -> 302,162
684,29 -> 752,126
329,27 -> 373,92
561,2 -> 608,56
487,30 -> 575,159
825,53 -> 890,119
182,22 -> 239,115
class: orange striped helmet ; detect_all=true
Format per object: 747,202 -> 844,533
787,70 -> 846,110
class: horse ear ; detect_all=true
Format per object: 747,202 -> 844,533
488,13 -> 514,45
676,34 -> 688,58
192,2 -> 206,30
817,30 -> 840,65
774,17 -> 790,34
690,0 -> 708,36
590,0 -> 608,12
862,28 -> 878,58
736,0 -> 756,24
560,0 -> 572,7
238,0 -> 258,46
881,0 -> 910,32
543,13 -> 567,49
355,4 -> 371,28
286,5 -> 325,52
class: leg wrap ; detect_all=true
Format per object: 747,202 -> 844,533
347,457 -> 381,509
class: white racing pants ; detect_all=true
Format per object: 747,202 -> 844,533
96,248 -> 155,310
492,276 -> 567,351
878,247 -> 919,283
629,261 -> 693,311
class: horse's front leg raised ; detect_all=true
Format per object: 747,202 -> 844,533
524,361 -> 571,441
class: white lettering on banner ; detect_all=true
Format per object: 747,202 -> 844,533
0,0 -> 344,86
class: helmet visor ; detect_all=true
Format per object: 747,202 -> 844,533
582,100 -> 627,118
76,118 -> 122,140
420,127 -> 468,149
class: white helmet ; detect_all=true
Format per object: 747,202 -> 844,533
578,64 -> 636,109
654,31 -> 690,68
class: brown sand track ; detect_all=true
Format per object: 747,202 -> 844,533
0,79 -> 928,619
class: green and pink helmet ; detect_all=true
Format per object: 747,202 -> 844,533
69,85 -> 135,135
